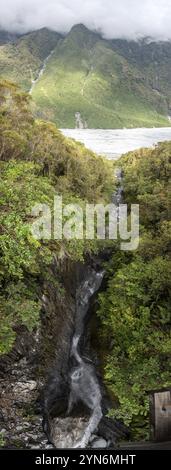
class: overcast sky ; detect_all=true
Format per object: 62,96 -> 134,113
0,0 -> 171,41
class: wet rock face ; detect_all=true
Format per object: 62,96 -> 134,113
0,324 -> 46,449
43,265 -> 106,448
0,258 -> 129,449
13,380 -> 37,397
51,417 -> 109,449
0,357 -> 52,449
43,260 -> 129,449
0,260 -> 86,449
51,417 -> 90,448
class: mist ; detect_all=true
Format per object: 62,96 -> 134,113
0,0 -> 171,41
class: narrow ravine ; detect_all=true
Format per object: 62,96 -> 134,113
66,173 -> 123,448
43,172 -> 126,449
0,173 -> 127,450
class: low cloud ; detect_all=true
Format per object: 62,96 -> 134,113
0,0 -> 171,41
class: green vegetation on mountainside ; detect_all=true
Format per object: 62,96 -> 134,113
0,25 -> 171,128
32,25 -> 170,128
112,38 -> 171,108
97,141 -> 171,438
0,28 -> 61,90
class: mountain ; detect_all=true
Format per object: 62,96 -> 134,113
0,28 -> 62,90
0,29 -> 19,45
111,38 -> 171,108
0,24 -> 171,128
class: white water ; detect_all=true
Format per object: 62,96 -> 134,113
61,127 -> 171,160
68,269 -> 104,448
29,50 -> 54,95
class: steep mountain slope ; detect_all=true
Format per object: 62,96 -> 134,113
30,25 -> 171,128
0,29 -> 19,45
0,28 -> 62,90
112,38 -> 171,110
0,24 -> 171,128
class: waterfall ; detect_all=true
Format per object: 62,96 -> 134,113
75,112 -> 87,129
29,50 -> 54,95
112,168 -> 123,205
66,175 -> 123,448
68,270 -> 105,448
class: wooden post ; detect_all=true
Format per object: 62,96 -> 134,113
149,388 -> 171,442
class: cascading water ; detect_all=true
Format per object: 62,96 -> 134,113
65,170 -> 124,448
29,50 -> 54,95
112,168 -> 123,208
67,270 -> 105,448
65,173 -> 123,448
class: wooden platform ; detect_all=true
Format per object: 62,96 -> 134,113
118,441 -> 171,450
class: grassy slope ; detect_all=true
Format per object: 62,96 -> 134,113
32,25 -> 170,128
0,25 -> 171,127
0,28 -> 62,90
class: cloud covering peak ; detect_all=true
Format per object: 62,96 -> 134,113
0,0 -> 171,41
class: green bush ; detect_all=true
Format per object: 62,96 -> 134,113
97,142 -> 171,437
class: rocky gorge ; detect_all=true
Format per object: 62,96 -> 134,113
0,253 -> 129,449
